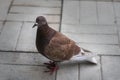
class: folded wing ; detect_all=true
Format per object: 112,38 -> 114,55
44,32 -> 80,61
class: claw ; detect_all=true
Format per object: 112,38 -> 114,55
43,61 -> 59,75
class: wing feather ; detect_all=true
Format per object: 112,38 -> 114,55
44,32 -> 80,61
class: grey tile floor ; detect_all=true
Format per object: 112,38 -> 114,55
0,0 -> 120,80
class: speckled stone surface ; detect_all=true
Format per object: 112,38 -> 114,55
0,0 -> 120,80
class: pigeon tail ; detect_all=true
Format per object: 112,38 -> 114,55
62,48 -> 98,64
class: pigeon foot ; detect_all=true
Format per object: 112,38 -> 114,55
44,61 -> 59,75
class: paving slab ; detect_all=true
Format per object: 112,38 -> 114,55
114,0 -> 120,1
102,56 -> 120,80
0,64 -> 55,80
13,0 -> 61,7
16,22 -> 37,52
10,6 -> 60,15
118,25 -> 120,31
78,43 -> 120,55
7,14 -> 60,23
114,2 -> 120,17
97,1 -> 115,24
62,1 -> 80,24
118,32 -> 120,44
0,22 -> 22,51
0,52 -> 49,65
0,0 -> 12,20
80,1 -> 97,24
0,0 -> 120,80
57,64 -> 78,80
98,0 -> 112,1
116,18 -> 120,24
63,33 -> 118,44
61,24 -> 117,34
79,56 -> 100,80
113,2 -> 120,24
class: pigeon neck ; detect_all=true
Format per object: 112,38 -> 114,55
37,25 -> 52,36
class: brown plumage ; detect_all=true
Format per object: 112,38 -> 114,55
33,16 -> 97,74
44,32 -> 80,61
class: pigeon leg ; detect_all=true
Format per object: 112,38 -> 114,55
44,61 -> 59,75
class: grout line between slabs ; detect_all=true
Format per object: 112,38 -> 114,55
12,5 -> 61,8
79,0 -> 81,24
78,63 -> 80,80
7,0 -> 14,14
61,23 -> 119,26
0,21 -> 6,35
0,63 -> 44,66
2,20 -> 60,24
0,50 -> 39,54
1,50 -> 120,56
15,21 -> 24,50
63,32 -> 118,35
100,56 -> 103,80
77,42 -> 119,45
64,0 -> 113,1
1,4 -> 11,34
112,1 -> 120,48
59,0 -> 64,32
99,54 -> 120,56
8,12 -> 60,15
55,69 -> 58,80
96,0 -> 99,24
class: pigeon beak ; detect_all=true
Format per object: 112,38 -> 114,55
32,23 -> 38,28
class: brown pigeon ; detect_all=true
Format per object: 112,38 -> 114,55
33,16 -> 97,74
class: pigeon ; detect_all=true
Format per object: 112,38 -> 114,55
33,16 -> 97,74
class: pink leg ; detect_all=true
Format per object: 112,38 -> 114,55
44,61 -> 59,75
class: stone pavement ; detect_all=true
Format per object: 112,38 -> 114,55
0,0 -> 120,80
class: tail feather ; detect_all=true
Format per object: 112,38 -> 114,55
62,47 -> 98,64
85,57 -> 98,64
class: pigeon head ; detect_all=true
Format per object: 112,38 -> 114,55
33,16 -> 48,28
